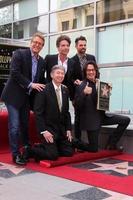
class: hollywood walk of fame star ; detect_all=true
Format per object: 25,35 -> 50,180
90,161 -> 133,176
0,162 -> 25,175
101,84 -> 109,97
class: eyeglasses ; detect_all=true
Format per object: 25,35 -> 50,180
32,41 -> 43,46
87,69 -> 95,72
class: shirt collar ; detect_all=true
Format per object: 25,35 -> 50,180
77,53 -> 87,59
58,54 -> 68,63
52,81 -> 61,90
30,49 -> 39,60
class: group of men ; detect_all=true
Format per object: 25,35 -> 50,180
1,32 -> 130,165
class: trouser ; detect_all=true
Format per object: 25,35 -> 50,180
87,129 -> 100,152
74,107 -> 82,140
31,137 -> 74,161
102,114 -> 130,146
6,102 -> 30,156
72,130 -> 100,152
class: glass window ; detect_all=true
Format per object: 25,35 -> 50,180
49,29 -> 95,56
50,0 -> 91,11
0,5 -> 12,25
97,0 -> 133,24
124,23 -> 133,62
97,25 -> 123,63
100,66 -> 133,116
0,24 -> 12,38
50,4 -> 94,33
13,15 -> 48,39
40,36 -> 48,57
14,0 -> 48,21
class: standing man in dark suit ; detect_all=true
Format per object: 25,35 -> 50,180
71,36 -> 97,141
45,35 -> 75,100
31,65 -> 74,161
1,32 -> 45,165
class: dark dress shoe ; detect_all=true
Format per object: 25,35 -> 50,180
13,155 -> 26,165
105,144 -> 124,152
22,146 -> 35,162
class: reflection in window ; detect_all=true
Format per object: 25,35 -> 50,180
72,18 -> 77,29
0,24 -> 12,38
100,66 -> 133,115
0,6 -> 12,25
50,3 -> 94,33
62,21 -> 69,31
96,0 -> 133,24
13,16 -> 48,39
50,0 -> 90,11
13,0 -> 48,21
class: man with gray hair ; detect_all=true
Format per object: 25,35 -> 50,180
25,65 -> 74,161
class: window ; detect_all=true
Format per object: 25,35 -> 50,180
62,21 -> 69,31
50,3 -> 94,33
97,0 -> 133,24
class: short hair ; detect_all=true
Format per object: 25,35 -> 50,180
31,32 -> 45,46
75,36 -> 87,45
51,65 -> 65,74
56,35 -> 71,47
83,60 -> 100,79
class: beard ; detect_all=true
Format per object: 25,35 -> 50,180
79,48 -> 86,54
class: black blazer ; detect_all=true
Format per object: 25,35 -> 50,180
44,54 -> 75,100
34,82 -> 71,139
75,79 -> 101,131
1,48 -> 45,108
71,54 -> 96,81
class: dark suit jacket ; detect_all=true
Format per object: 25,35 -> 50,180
71,54 -> 96,81
75,79 -> 101,131
1,48 -> 45,108
34,82 -> 72,139
44,54 -> 75,100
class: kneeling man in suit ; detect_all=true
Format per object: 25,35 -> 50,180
27,65 -> 74,161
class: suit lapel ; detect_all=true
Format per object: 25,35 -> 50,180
61,85 -> 66,112
35,57 -> 42,82
25,49 -> 32,80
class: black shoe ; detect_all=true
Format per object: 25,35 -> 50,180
22,146 -> 34,162
105,144 -> 124,152
12,155 -> 26,165
72,139 -> 89,152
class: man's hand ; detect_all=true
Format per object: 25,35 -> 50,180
66,130 -> 73,142
83,83 -> 92,95
43,131 -> 54,143
31,83 -> 45,91
74,79 -> 82,85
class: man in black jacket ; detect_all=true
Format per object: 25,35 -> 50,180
1,33 -> 45,165
32,65 -> 74,161
75,60 -> 130,152
71,36 -> 97,141
45,35 -> 75,100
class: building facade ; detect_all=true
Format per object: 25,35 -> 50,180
0,0 -> 133,126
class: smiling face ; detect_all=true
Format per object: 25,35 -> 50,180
30,36 -> 44,55
51,68 -> 65,85
86,64 -> 96,82
57,40 -> 70,57
76,40 -> 87,55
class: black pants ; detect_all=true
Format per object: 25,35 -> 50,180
86,130 -> 100,152
31,137 -> 74,161
102,114 -> 130,146
74,107 -> 82,140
